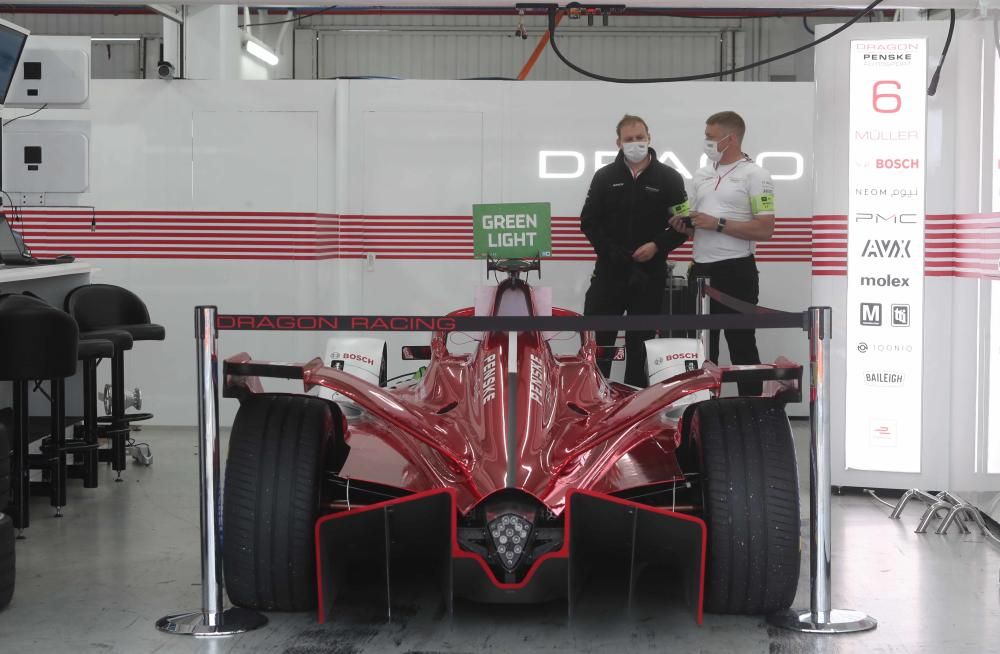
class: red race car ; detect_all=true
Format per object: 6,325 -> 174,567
220,259 -> 803,623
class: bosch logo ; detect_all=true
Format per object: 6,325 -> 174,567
875,158 -> 919,169
331,352 -> 375,366
654,353 -> 697,366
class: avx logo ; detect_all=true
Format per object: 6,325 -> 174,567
862,239 -> 912,258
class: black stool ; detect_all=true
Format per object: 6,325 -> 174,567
0,294 -> 78,533
61,337 -> 119,490
64,285 -> 164,480
62,330 -> 133,486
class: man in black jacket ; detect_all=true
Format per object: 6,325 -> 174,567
581,114 -> 690,387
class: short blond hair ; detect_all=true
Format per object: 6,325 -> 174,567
706,111 -> 746,141
616,114 -> 649,138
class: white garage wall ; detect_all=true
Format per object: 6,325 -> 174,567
2,78 -> 813,427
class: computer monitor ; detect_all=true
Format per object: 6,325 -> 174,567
0,214 -> 25,260
0,18 -> 29,106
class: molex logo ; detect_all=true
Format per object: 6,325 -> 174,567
861,274 -> 909,288
862,239 -> 911,258
860,303 -> 882,326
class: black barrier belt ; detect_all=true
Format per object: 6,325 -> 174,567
704,286 -> 786,316
215,312 -> 807,332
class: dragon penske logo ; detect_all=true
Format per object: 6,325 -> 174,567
482,353 -> 497,404
529,354 -> 544,404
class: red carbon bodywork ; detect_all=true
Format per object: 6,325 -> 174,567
226,308 -> 726,515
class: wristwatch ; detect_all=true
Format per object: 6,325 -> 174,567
716,217 -> 727,232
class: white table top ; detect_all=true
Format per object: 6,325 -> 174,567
0,262 -> 96,284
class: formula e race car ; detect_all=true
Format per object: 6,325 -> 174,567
220,259 -> 803,623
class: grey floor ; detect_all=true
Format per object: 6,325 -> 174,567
1,424 -> 999,654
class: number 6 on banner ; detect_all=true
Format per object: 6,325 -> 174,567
872,80 -> 902,113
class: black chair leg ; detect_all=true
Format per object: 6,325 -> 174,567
10,380 -> 29,536
110,352 -> 127,481
49,378 -> 66,516
82,358 -> 99,488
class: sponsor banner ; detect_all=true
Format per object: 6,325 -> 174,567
214,311 -> 806,332
472,202 -> 552,259
846,38 -> 926,473
990,281 -> 1000,473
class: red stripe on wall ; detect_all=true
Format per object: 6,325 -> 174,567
18,210 -> 995,278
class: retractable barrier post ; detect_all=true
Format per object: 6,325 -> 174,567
767,306 -> 877,634
156,306 -> 267,637
694,276 -> 711,355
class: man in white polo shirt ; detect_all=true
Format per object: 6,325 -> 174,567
670,111 -> 774,395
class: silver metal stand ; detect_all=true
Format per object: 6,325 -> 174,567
694,276 -> 710,356
768,307 -> 877,634
156,306 -> 267,637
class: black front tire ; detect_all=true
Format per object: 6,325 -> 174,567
0,513 -> 14,610
223,393 -> 342,611
0,424 -> 10,510
690,397 -> 801,615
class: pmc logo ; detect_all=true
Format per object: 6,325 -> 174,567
862,239 -> 911,258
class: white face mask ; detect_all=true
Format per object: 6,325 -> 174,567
622,141 -> 649,164
703,135 -> 729,163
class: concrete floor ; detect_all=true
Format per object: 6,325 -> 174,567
1,424 -> 999,654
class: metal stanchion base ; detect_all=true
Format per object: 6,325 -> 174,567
767,608 -> 877,634
156,608 -> 268,637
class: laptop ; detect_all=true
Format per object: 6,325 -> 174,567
0,214 -> 74,265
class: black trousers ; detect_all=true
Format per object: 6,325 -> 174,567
584,270 -> 665,387
688,255 -> 762,396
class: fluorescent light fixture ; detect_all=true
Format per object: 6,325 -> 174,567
242,33 -> 278,66
91,37 -> 141,42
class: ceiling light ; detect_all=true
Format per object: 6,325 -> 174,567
242,34 -> 278,67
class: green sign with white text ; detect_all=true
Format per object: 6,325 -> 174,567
472,202 -> 552,259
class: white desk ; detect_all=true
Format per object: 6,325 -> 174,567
1,262 -> 96,415
0,262 -> 96,304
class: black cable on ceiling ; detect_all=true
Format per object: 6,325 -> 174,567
545,0 -> 884,83
927,9 -> 956,97
238,4 -> 338,28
